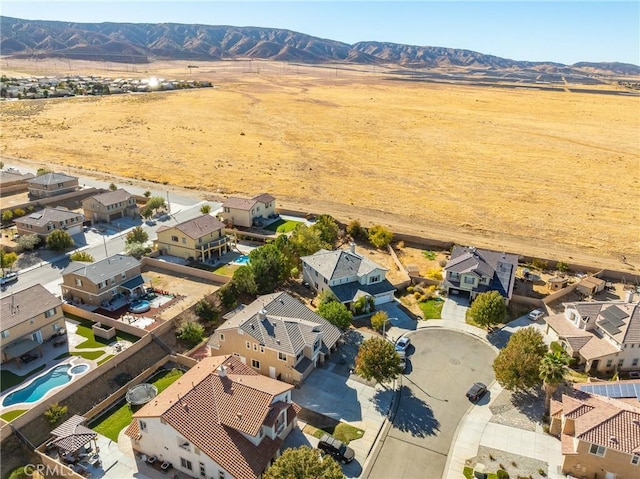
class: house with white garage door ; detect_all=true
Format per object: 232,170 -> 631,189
301,243 -> 396,308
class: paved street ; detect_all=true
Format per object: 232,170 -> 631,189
366,328 -> 496,479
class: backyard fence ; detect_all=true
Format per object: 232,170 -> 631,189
141,256 -> 230,284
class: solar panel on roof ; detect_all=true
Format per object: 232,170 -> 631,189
28,213 -> 42,219
606,305 -> 629,320
600,309 -> 625,327
578,383 -> 640,400
598,320 -> 621,335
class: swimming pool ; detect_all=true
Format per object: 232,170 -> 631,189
129,299 -> 151,313
2,363 -> 88,407
233,255 -> 250,265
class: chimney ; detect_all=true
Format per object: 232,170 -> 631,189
258,308 -> 267,321
349,242 -> 356,254
625,289 -> 635,303
218,365 -> 227,377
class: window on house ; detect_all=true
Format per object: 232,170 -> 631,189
278,352 -> 287,361
139,420 -> 147,432
251,359 -> 260,369
171,235 -> 179,242
182,237 -> 186,244
324,278 -> 328,284
246,341 -> 251,349
606,359 -> 613,367
180,458 -> 193,470
219,333 -> 224,341
314,340 -> 320,350
44,308 -> 56,318
464,276 -> 475,284
177,437 -> 190,451
253,343 -> 258,351
617,359 -> 624,368
632,454 -> 640,465
633,358 -> 639,367
369,275 -> 380,283
260,345 -> 265,353
47,224 -> 54,231
218,471 -> 226,479
199,462 -> 206,477
121,272 -> 126,279
296,351 -> 303,361
111,289 -> 117,296
589,443 -> 606,457
1,331 -> 9,339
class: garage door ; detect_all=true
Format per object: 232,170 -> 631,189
66,225 -> 83,236
108,211 -> 123,221
374,292 -> 394,305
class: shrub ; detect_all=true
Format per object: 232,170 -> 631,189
44,402 -> 68,425
218,283 -> 238,308
425,268 -> 443,280
368,224 -> 393,249
8,467 -> 29,479
422,250 -> 437,260
195,298 -> 219,322
555,261 -> 569,272
2,210 -> 13,222
438,259 -> 447,267
531,258 -> 548,271
406,285 -> 415,293
414,292 -> 422,299
550,341 -> 563,354
12,208 -> 25,218
69,251 -> 94,262
497,469 -> 510,479
370,311 -> 389,332
346,220 -> 367,241
176,319 -> 205,346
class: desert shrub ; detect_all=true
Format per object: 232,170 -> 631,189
425,268 -> 443,280
368,224 -> 393,248
44,403 -> 68,425
413,292 -> 422,299
439,259 -> 447,267
497,469 -> 509,479
70,251 -> 94,262
2,210 -> 13,222
176,319 -> 205,346
346,220 -> 367,241
422,250 -> 437,260
555,261 -> 569,272
12,208 -> 25,218
531,258 -> 548,271
406,285 -> 415,293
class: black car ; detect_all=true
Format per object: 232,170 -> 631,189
466,382 -> 488,402
317,434 -> 355,464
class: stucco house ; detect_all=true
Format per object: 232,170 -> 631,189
60,254 -> 144,307
14,207 -> 85,239
0,168 -> 34,190
221,193 -> 276,228
81,189 -> 139,224
545,299 -> 640,374
208,292 -> 341,384
27,172 -> 79,199
155,214 -> 229,262
1,284 -> 64,365
443,246 -> 519,303
549,381 -> 640,479
125,355 -> 300,479
301,243 -> 396,308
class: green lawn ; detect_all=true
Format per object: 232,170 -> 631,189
65,314 -> 140,349
90,368 -> 183,441
0,409 -> 26,422
212,263 -> 239,277
305,422 -> 364,444
264,218 -> 302,233
1,365 -> 46,393
97,354 -> 115,366
72,350 -> 105,361
419,299 -> 444,319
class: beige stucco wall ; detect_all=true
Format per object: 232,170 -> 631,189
1,307 -> 64,363
156,227 -> 227,261
562,440 -> 639,479
28,179 -> 79,198
61,265 -> 142,306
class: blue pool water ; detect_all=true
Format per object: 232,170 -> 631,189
70,364 -> 89,374
233,255 -> 250,265
2,364 -> 73,406
129,299 -> 151,313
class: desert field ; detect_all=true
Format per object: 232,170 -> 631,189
1,59 -> 638,268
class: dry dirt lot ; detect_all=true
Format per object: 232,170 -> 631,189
1,59 -> 638,271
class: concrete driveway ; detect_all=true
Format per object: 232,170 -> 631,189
441,295 -> 470,322
375,301 -> 418,337
490,313 -> 554,349
367,328 -> 496,479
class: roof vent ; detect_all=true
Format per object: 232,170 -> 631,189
349,242 -> 356,254
236,413 -> 243,420
609,436 -> 617,443
258,308 -> 267,320
218,365 -> 227,377
633,419 -> 640,427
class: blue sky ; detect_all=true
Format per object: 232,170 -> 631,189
1,1 -> 638,65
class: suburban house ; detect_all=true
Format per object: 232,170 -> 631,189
221,193 -> 276,228
125,355 -> 300,479
14,207 -> 85,239
545,298 -> 640,374
0,168 -> 34,191
549,381 -> 640,479
27,172 -> 79,199
155,214 -> 229,262
81,189 -> 139,224
60,254 -> 144,307
301,243 -> 396,308
208,292 -> 341,384
1,284 -> 64,365
442,246 -> 519,303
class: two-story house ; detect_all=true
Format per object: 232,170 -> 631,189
0,168 -> 34,195
221,193 -> 276,228
14,207 -> 85,239
443,246 -> 519,303
155,214 -> 229,262
545,298 -> 640,374
549,381 -> 640,479
81,189 -> 139,224
27,172 -> 79,199
125,355 -> 300,479
208,292 -> 341,384
301,243 -> 396,308
1,284 -> 64,365
60,254 -> 144,307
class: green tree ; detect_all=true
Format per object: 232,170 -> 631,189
46,229 -> 74,250
346,220 -> 367,241
143,190 -> 152,198
218,282 -> 239,308
141,206 -> 153,220
108,182 -> 118,191
555,261 -> 569,273
125,226 -> 149,245
44,402 -> 68,425
368,224 -> 393,249
493,327 -> 547,392
1,210 -> 13,222
318,289 -> 338,306
539,350 -> 570,414
15,233 -> 41,251
195,298 -> 220,323
176,319 -> 205,346
273,234 -> 299,280
290,224 -> 325,257
69,251 -> 94,262
248,244 -> 286,294
12,208 -> 25,218
317,300 -> 352,330
36,167 -> 52,176
466,291 -> 507,330
232,265 -> 257,296
313,214 -> 339,246
371,311 -> 389,333
355,337 -> 403,386
125,242 -> 147,259
263,446 -> 344,479
200,204 -> 211,214
145,195 -> 167,213
1,250 -> 18,274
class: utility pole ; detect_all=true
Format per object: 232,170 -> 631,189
103,235 -> 108,259
166,191 -> 171,214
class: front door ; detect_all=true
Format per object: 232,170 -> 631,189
269,366 -> 276,379
31,330 -> 43,344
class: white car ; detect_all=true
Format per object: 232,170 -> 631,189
395,337 -> 411,353
0,272 -> 18,286
528,309 -> 545,321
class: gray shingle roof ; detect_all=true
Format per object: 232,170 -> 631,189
86,188 -> 133,206
1,284 -> 63,330
222,193 -> 275,211
62,254 -> 140,284
331,278 -> 397,304
14,207 -> 83,227
27,172 -> 77,185
301,248 -> 387,281
157,214 -> 224,239
210,292 -> 341,354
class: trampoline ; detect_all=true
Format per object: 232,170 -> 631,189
125,383 -> 158,406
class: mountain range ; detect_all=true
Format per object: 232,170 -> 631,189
1,16 -> 638,76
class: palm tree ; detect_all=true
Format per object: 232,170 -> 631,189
539,350 -> 571,414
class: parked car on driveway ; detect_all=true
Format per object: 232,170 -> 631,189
395,337 -> 411,353
317,434 -> 355,464
466,382 -> 488,402
0,272 -> 18,286
528,309 -> 545,321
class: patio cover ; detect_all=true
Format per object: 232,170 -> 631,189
118,274 -> 147,291
3,339 -> 39,359
50,415 -> 96,454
